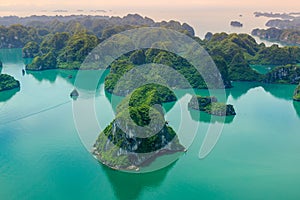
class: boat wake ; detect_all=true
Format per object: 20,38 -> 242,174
0,100 -> 71,126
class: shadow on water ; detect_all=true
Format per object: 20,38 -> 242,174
26,70 -> 59,83
293,101 -> 300,119
0,88 -> 20,102
27,69 -> 110,92
100,162 -> 176,200
188,108 -> 235,124
229,81 -> 296,101
229,81 -> 262,100
261,84 -> 296,101
0,48 -> 24,63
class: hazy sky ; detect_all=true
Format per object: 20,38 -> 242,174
0,0 -> 299,11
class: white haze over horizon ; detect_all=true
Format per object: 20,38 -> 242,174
0,0 -> 299,16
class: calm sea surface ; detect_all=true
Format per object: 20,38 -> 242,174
1,48 -> 300,199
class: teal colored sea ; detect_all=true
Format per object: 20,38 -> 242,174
1,49 -> 300,199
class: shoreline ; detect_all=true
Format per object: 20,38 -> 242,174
93,147 -> 185,172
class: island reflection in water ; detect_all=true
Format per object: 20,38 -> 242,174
293,101 -> 300,118
101,162 -> 176,200
0,87 -> 20,102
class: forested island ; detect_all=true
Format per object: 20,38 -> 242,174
251,13 -> 300,45
0,74 -> 20,92
188,95 -> 236,116
0,60 -> 20,92
265,18 -> 300,31
1,14 -> 298,86
252,28 -> 300,45
93,84 -> 184,170
19,28 -> 300,88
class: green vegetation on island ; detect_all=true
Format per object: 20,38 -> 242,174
25,31 -> 99,70
93,84 -> 184,170
0,24 -> 42,48
188,95 -> 236,116
16,17 -> 300,101
252,14 -> 300,45
264,64 -> 300,84
250,45 -> 300,65
252,28 -> 300,46
105,49 -> 232,95
2,14 -> 300,99
0,74 -> 20,92
204,33 -> 265,81
2,14 -> 300,169
18,14 -> 194,71
3,16 -> 295,92
293,83 -> 300,101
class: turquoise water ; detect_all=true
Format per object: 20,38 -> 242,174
1,48 -> 300,199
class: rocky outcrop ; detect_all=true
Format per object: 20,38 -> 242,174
230,21 -> 243,27
293,83 -> 300,101
188,95 -> 236,116
252,28 -> 300,45
93,120 -> 184,170
264,65 -> 300,84
252,28 -> 283,40
0,74 -> 20,92
70,89 -> 79,100
204,32 -> 213,41
22,41 -> 39,58
93,84 -> 184,171
188,96 -> 217,111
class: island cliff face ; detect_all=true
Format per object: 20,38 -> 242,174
93,84 -> 184,170
264,65 -> 300,84
294,83 -> 300,101
252,28 -> 300,45
93,119 -> 184,170
188,95 -> 236,116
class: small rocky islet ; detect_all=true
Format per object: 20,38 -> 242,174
0,60 -> 20,92
0,74 -> 20,92
188,95 -> 236,116
230,21 -> 243,27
